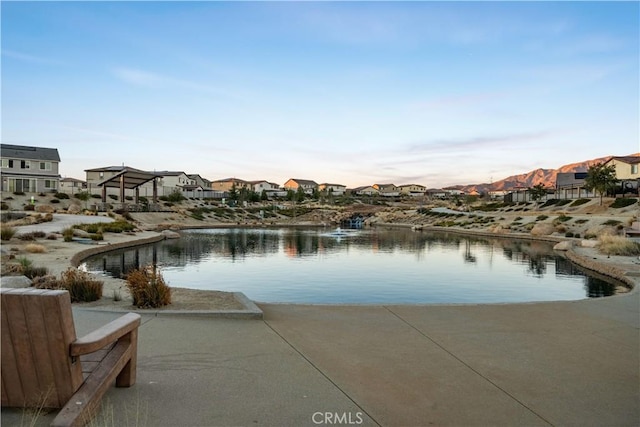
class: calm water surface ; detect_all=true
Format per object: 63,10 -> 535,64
82,227 -> 618,304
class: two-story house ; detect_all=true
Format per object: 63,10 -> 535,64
1,144 -> 61,193
59,177 -> 87,194
249,180 -> 284,198
318,183 -> 346,196
351,186 -> 379,196
372,184 -> 399,197
284,179 -> 318,195
604,155 -> 640,195
211,178 -> 250,192
398,184 -> 427,196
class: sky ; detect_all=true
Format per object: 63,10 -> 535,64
2,1 -> 639,189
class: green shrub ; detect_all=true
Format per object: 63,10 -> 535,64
13,191 -> 25,196
575,219 -> 589,224
54,192 -> 69,199
62,227 -> 74,242
74,191 -> 91,201
565,232 -> 574,237
24,205 -> 35,211
50,198 -> 60,204
1,225 -> 16,241
536,215 -> 549,221
570,198 -> 590,207
602,219 -> 622,226
165,189 -> 185,203
610,198 -> 637,209
126,266 -> 172,308
1,202 -> 8,210
557,215 -> 572,223
59,268 -> 103,302
540,199 -> 558,208
74,220 -> 134,234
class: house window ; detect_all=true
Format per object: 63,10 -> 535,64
99,172 -> 104,178
1,159 -> 14,168
20,160 -> 30,169
632,165 -> 638,174
39,162 -> 51,171
44,180 -> 57,189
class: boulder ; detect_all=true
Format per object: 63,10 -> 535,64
73,229 -> 91,238
580,239 -> 598,248
553,241 -> 572,251
530,223 -> 555,236
35,204 -> 55,213
67,203 -> 82,214
0,276 -> 32,288
161,230 -> 181,239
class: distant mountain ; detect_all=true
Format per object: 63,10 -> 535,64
449,154 -> 638,194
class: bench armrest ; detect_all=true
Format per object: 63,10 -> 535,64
70,313 -> 141,356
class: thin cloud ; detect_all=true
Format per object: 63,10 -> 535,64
407,130 -> 556,155
111,67 -> 235,98
1,49 -> 64,65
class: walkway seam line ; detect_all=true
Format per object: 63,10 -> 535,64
383,306 -> 554,427
262,319 -> 382,427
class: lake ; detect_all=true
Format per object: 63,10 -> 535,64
81,227 -> 618,304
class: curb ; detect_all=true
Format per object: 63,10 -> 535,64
75,291 -> 264,319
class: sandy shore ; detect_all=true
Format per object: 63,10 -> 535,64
1,230 -> 245,311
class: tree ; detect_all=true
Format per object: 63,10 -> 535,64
584,162 -> 618,205
296,187 -> 305,203
229,183 -> 238,202
260,189 -> 268,201
529,183 -> 547,204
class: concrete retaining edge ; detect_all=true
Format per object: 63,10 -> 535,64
70,234 -> 166,267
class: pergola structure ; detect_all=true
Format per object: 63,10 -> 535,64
96,168 -> 159,208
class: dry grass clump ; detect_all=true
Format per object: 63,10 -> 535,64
60,268 -> 103,302
33,268 -> 103,302
597,235 -> 640,256
24,243 -> 47,253
126,265 -> 172,308
0,225 -> 16,241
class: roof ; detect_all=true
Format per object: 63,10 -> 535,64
287,179 -> 318,186
1,144 -> 60,162
153,171 -> 187,177
61,177 -> 86,183
96,167 -> 159,190
212,177 -> 248,183
85,165 -> 145,173
606,155 -> 640,165
319,183 -> 346,187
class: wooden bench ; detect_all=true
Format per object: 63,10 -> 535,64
1,288 -> 141,426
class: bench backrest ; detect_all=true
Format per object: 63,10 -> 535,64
1,288 -> 83,408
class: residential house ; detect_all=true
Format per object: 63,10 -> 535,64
445,188 -> 465,196
59,177 -> 87,194
153,171 -> 195,193
211,178 -> 249,192
426,188 -> 447,199
487,190 -> 509,200
284,178 -> 318,195
603,155 -> 640,195
351,186 -> 379,196
187,174 -> 212,189
86,166 -> 139,197
249,180 -> 285,198
372,184 -> 399,197
398,184 -> 426,197
318,183 -> 346,196
1,144 -> 61,193
555,172 -> 593,199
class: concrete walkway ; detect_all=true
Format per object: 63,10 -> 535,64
3,292 -> 638,426
12,213 -> 114,235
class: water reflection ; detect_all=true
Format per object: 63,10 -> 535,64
82,227 -> 621,304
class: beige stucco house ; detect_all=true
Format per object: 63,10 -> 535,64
318,183 -> 346,196
284,178 -> 318,194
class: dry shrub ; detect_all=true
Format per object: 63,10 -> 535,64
126,265 -> 171,308
59,268 -> 103,302
597,235 -> 640,256
32,274 -> 60,289
1,225 -> 16,241
25,243 -> 47,253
